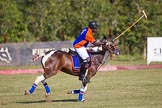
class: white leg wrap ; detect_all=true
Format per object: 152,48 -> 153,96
80,83 -> 88,92
34,75 -> 45,85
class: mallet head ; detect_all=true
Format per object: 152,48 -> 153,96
142,10 -> 147,19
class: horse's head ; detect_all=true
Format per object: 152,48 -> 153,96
101,36 -> 120,56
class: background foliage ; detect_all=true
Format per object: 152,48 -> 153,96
0,0 -> 162,55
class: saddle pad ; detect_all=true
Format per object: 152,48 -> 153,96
71,55 -> 81,70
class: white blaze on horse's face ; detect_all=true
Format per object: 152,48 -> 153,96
106,41 -> 112,45
0,47 -> 12,63
92,46 -> 102,52
42,50 -> 56,67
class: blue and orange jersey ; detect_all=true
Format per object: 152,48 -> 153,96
73,27 -> 96,48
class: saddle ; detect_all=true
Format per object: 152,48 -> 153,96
69,49 -> 82,70
68,48 -> 92,71
69,48 -> 78,56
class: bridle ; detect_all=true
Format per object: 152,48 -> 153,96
88,41 -> 117,71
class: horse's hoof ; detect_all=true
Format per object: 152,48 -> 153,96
78,99 -> 86,102
24,90 -> 30,95
45,93 -> 52,103
67,90 -> 72,94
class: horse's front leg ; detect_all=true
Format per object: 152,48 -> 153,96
67,82 -> 88,102
78,82 -> 88,102
67,70 -> 92,102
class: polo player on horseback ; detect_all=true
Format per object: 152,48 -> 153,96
25,20 -> 119,102
73,21 -> 104,82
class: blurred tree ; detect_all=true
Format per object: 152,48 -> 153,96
0,0 -> 24,43
0,0 -> 161,56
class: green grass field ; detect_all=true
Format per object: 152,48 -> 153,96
0,68 -> 162,108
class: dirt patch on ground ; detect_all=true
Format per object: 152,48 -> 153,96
0,64 -> 162,74
100,64 -> 162,71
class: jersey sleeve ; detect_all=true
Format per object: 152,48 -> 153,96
85,29 -> 96,43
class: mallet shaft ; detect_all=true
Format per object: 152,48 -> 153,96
113,10 -> 147,42
113,15 -> 144,42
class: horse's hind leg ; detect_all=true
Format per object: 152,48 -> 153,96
25,74 -> 48,95
41,80 -> 50,95
41,80 -> 51,102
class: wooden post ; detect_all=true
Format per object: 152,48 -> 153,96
3,33 -> 7,43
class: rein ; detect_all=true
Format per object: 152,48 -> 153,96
95,51 -> 109,71
96,63 -> 105,72
89,45 -> 110,72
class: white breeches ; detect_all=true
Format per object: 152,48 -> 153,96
74,47 -> 89,60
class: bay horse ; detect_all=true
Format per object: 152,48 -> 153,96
24,38 -> 119,102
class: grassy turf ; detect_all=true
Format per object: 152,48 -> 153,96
0,68 -> 162,108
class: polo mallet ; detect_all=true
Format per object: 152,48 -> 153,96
112,10 -> 147,42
